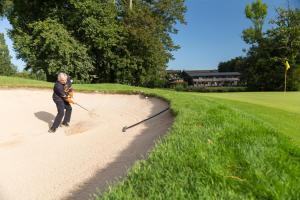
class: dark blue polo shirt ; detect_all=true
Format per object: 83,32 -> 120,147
52,77 -> 73,102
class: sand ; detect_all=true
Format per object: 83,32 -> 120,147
0,89 -> 173,200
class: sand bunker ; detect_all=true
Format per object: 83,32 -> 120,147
0,89 -> 173,200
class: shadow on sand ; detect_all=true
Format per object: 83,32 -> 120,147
34,111 -> 55,128
62,97 -> 174,200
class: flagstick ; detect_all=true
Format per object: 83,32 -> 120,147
284,60 -> 291,94
284,69 -> 287,94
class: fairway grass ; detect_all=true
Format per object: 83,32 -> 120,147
0,76 -> 299,199
201,92 -> 300,146
203,92 -> 300,115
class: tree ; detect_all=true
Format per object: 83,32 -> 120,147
12,19 -> 94,82
0,33 -> 16,76
0,0 -> 186,86
218,56 -> 246,73
117,0 -> 186,86
266,8 -> 300,90
242,0 -> 268,45
242,0 -> 300,91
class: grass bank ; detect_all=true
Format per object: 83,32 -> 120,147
0,76 -> 299,199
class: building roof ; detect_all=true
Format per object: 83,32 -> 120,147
166,70 -> 182,74
184,70 -> 240,77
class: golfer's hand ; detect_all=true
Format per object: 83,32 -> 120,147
69,92 -> 74,98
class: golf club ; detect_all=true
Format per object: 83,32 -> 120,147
122,107 -> 170,132
74,102 -> 90,112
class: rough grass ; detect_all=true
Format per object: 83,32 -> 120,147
0,76 -> 299,199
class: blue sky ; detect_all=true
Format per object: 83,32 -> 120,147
0,17 -> 26,70
0,0 -> 299,71
168,0 -> 299,70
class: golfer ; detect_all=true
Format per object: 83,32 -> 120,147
49,72 -> 75,133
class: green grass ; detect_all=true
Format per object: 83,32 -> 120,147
0,76 -> 52,88
0,76 -> 144,93
202,92 -> 300,115
96,92 -> 299,200
0,76 -> 299,199
201,92 -> 300,146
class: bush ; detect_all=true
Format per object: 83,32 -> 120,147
145,78 -> 167,88
170,82 -> 188,91
14,70 -> 47,81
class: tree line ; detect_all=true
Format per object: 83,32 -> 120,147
0,0 -> 186,86
1,0 -> 299,91
219,0 -> 300,91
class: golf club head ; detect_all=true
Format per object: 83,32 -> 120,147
122,126 -> 127,132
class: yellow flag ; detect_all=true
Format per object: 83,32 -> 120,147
285,61 -> 291,71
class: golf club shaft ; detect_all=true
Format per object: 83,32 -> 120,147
123,107 -> 169,132
75,103 -> 89,112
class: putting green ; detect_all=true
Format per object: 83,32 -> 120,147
201,92 -> 300,145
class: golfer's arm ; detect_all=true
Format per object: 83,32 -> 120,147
55,85 -> 68,99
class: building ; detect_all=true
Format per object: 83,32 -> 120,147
182,70 -> 241,87
166,70 -> 184,84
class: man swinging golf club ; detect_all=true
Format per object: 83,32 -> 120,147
48,72 -> 75,133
